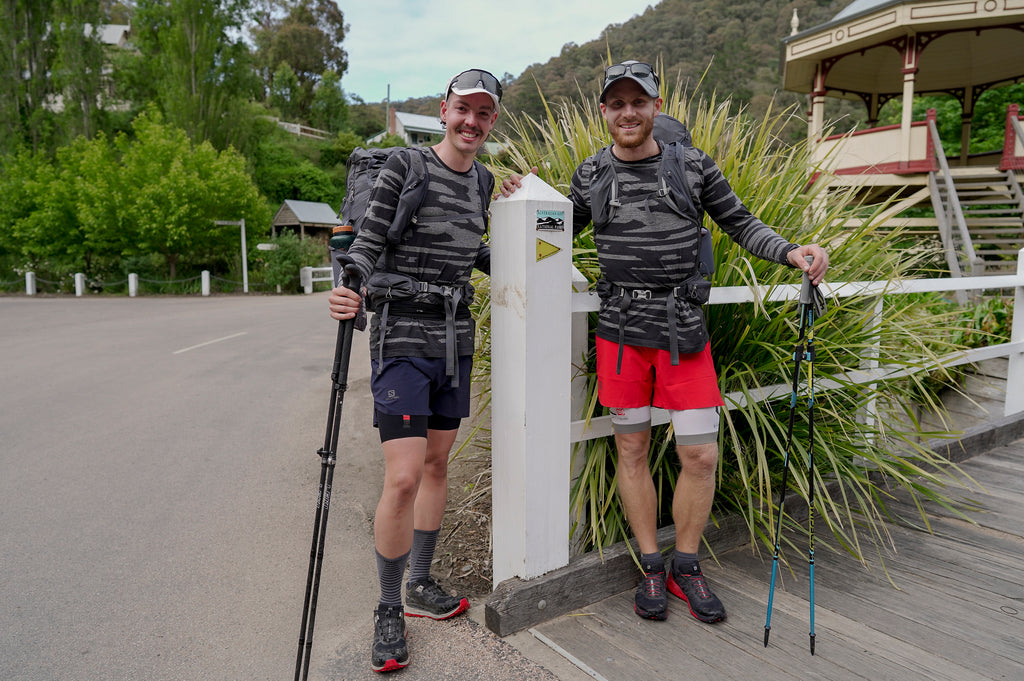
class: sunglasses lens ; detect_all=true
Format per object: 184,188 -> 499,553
605,65 -> 626,78
630,65 -> 651,78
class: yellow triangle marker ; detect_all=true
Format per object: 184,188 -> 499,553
536,238 -> 561,262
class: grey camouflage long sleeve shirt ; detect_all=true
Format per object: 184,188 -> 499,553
569,142 -> 798,353
346,147 -> 493,359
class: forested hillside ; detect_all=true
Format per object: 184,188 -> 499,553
498,0 -> 846,123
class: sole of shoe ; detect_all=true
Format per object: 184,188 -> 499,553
633,603 -> 667,621
372,658 -> 409,673
666,574 -> 726,623
405,597 -> 469,621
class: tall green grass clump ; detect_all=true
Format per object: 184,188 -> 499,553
475,84 -> 976,566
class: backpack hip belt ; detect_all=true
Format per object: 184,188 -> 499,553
375,280 -> 468,388
605,278 -> 712,373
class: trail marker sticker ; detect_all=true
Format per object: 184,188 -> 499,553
536,238 -> 561,262
536,210 -> 565,231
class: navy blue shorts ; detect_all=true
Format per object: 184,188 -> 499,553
370,355 -> 473,420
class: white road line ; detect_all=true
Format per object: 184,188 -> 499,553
173,332 -> 247,355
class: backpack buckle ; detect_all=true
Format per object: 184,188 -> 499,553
631,289 -> 653,300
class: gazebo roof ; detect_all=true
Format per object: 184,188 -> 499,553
782,0 -> 1024,102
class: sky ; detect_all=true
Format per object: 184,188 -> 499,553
337,0 -> 658,103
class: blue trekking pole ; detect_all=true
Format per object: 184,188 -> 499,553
764,255 -> 824,655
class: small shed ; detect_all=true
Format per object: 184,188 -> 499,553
271,200 -> 342,240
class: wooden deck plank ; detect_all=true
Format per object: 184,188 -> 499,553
530,446 -> 1024,681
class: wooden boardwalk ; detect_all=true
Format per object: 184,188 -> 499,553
530,440 -> 1024,681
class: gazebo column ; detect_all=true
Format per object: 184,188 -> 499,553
959,84 -> 975,166
808,62 -> 827,143
900,36 -> 919,167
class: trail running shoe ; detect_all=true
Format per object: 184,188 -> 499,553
634,570 -> 668,620
405,576 -> 470,620
667,564 -> 726,623
371,604 -> 409,673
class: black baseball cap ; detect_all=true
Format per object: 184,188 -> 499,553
600,61 -> 660,102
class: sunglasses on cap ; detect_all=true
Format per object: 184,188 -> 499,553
600,61 -> 661,102
446,69 -> 503,103
604,62 -> 657,82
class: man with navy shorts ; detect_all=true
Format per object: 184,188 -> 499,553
503,61 -> 829,624
329,68 -> 503,672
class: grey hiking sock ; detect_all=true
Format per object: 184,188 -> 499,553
640,551 -> 665,574
376,549 -> 410,607
673,550 -> 701,575
407,528 -> 439,584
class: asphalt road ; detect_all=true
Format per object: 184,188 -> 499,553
0,295 -> 579,681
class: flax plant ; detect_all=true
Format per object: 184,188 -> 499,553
474,83 -> 975,567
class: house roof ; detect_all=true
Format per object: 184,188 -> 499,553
395,111 -> 444,135
273,200 -> 342,228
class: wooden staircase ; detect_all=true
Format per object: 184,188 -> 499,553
931,168 -> 1024,276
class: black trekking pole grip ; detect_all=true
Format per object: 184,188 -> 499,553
799,254 -> 815,305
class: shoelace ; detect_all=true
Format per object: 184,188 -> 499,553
376,609 -> 404,642
641,572 -> 665,598
417,578 -> 449,600
683,573 -> 712,600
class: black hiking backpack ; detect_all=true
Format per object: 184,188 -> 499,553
588,113 -> 714,277
338,146 -> 492,246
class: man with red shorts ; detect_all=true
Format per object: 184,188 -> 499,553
506,61 -> 829,623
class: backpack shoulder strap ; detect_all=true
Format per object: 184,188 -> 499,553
384,147 -> 430,246
658,142 -> 698,220
473,159 -> 494,228
588,145 -> 618,229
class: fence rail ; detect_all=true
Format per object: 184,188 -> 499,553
570,268 -> 1024,442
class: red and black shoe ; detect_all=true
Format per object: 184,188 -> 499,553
371,604 -> 409,673
667,562 -> 726,623
634,570 -> 668,620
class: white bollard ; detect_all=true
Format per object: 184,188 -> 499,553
300,266 -> 313,294
489,173 -> 573,584
128,273 -> 138,297
26,272 -> 36,295
74,273 -> 86,297
201,270 -> 211,296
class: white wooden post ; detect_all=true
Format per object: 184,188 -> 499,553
25,272 -> 36,295
74,273 -> 85,297
490,173 -> 573,584
201,270 -> 211,296
128,273 -> 138,297
1006,248 -> 1024,415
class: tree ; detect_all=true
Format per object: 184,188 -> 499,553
117,110 -> 270,277
252,0 -> 348,120
310,69 -> 349,132
50,0 -> 108,143
270,62 -> 301,121
125,0 -> 263,150
0,0 -> 58,154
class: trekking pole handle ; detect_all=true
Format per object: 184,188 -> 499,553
799,255 -> 815,305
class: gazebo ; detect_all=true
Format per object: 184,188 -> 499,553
782,0 -> 1024,276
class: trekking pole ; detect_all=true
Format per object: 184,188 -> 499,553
294,230 -> 362,681
764,255 -> 823,655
